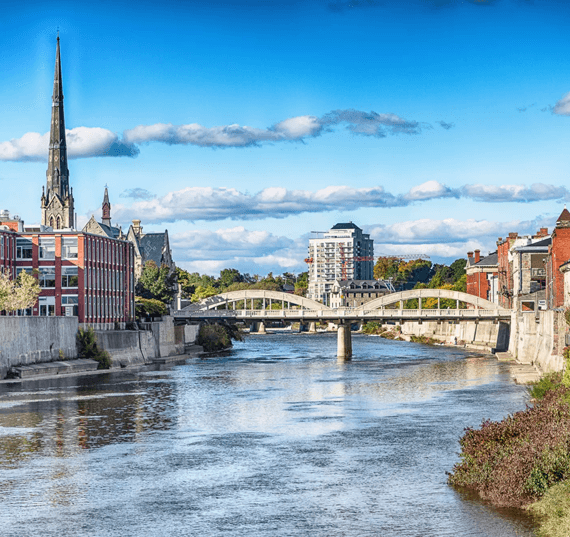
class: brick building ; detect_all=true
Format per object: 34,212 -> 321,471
14,231 -> 134,327
0,37 -> 136,328
465,250 -> 498,303
546,208 -> 570,309
0,229 -> 17,278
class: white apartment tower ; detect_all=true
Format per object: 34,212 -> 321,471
306,222 -> 374,305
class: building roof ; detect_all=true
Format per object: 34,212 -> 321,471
467,251 -> 498,267
331,222 -> 361,231
139,233 -> 168,267
557,207 -> 570,224
335,279 -> 389,290
514,237 -> 551,252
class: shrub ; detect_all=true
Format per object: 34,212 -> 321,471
448,384 -> 570,508
529,480 -> 570,537
76,327 -> 111,369
196,323 -> 242,352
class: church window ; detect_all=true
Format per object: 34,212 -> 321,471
56,216 -> 61,230
16,238 -> 33,259
62,237 -> 78,259
49,216 -> 54,228
62,266 -> 78,288
39,238 -> 55,260
39,267 -> 56,288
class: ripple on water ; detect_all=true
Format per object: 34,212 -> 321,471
0,334 -> 537,537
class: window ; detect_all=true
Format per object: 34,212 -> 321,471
39,267 -> 56,288
62,294 -> 79,316
39,296 -> 55,316
62,237 -> 78,259
16,238 -> 33,259
16,267 -> 33,277
62,266 -> 79,288
0,235 -> 3,259
39,237 -> 55,260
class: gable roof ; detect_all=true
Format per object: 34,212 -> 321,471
139,233 -> 168,267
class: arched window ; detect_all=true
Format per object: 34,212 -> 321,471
49,216 -> 54,228
56,216 -> 61,230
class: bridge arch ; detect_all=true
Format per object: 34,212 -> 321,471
356,289 -> 505,311
181,289 -> 332,312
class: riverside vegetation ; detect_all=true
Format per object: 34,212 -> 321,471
448,349 -> 570,537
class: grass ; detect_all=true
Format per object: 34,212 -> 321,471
529,481 -> 570,537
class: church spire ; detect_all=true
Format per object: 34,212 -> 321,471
102,186 -> 111,227
41,35 -> 74,229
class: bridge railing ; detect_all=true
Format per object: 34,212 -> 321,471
173,308 -> 510,320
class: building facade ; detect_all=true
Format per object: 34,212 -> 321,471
466,250 -> 499,303
329,279 -> 391,308
546,209 -> 570,309
0,229 -> 16,278
306,223 -> 374,305
14,231 -> 135,327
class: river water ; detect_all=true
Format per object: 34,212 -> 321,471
0,333 -> 537,536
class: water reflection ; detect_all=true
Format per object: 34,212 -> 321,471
0,333 -> 536,537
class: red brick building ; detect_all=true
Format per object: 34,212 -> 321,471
13,231 -> 135,327
0,229 -> 17,277
466,249 -> 498,303
546,208 -> 570,309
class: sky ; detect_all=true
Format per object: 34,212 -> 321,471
1,0 -> 570,277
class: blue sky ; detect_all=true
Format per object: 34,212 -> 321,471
2,0 -> 570,276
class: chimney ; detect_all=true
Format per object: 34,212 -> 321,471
508,232 -> 518,239
467,251 -> 473,262
536,227 -> 548,238
474,249 -> 480,263
132,219 -> 143,238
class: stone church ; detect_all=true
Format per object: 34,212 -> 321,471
41,36 -> 175,282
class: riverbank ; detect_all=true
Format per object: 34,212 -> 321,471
448,365 -> 570,537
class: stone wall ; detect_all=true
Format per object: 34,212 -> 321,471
508,310 -> 565,373
0,317 -> 78,379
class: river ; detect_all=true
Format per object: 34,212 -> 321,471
0,333 -> 537,536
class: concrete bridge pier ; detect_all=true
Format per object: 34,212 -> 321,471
257,321 -> 267,334
337,322 -> 352,360
308,322 -> 317,334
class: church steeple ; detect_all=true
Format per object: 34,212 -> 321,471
41,35 -> 75,229
102,186 -> 111,227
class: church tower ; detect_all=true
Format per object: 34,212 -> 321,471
101,186 -> 111,227
41,36 -> 75,229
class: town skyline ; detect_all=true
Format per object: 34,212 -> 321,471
2,0 -> 569,276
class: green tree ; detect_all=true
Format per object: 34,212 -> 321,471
191,285 -> 219,302
136,261 -> 176,304
219,268 -> 243,289
450,258 -> 467,282
374,257 -> 402,280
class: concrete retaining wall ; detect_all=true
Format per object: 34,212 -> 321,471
0,317 -> 78,379
508,310 -> 565,373
394,319 -> 508,351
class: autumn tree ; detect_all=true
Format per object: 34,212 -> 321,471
0,269 -> 41,312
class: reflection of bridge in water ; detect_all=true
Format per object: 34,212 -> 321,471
174,289 -> 511,359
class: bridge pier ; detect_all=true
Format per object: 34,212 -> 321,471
337,322 -> 352,360
257,321 -> 267,334
308,322 -> 317,334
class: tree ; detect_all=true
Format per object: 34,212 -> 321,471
0,269 -> 41,312
450,258 -> 467,283
191,285 -> 219,302
136,261 -> 176,304
374,257 -> 402,280
219,268 -> 243,289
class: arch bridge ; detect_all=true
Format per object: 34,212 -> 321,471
174,289 -> 511,358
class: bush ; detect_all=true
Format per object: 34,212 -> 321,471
135,296 -> 167,319
196,323 -> 243,352
77,327 -> 112,369
448,384 -> 570,508
529,480 -> 570,537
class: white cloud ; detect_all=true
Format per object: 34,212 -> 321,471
111,182 -> 568,225
553,91 -> 570,116
403,180 -> 458,201
0,127 -> 138,162
460,183 -> 568,203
